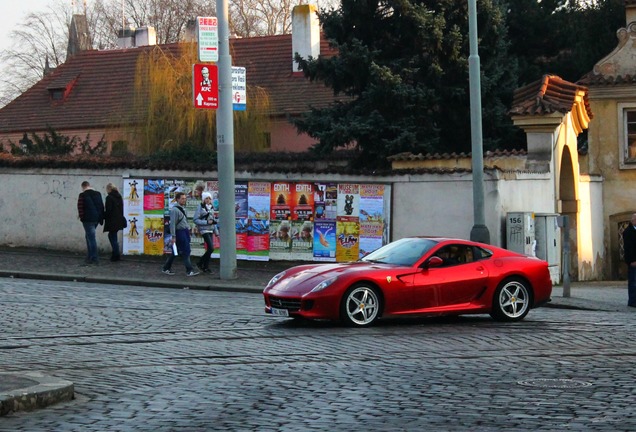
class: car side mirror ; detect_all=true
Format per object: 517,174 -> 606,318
423,256 -> 443,269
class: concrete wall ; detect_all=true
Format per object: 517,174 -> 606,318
1,166 -> 603,280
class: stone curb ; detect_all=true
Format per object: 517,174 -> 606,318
0,270 -> 265,294
0,372 -> 74,416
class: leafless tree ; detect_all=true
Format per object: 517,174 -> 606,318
0,1 -> 72,107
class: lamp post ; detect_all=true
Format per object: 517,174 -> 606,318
468,0 -> 490,244
217,0 -> 238,279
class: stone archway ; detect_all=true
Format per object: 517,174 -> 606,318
558,146 -> 578,281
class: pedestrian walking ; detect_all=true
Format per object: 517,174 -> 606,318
77,180 -> 104,265
193,192 -> 218,273
104,183 -> 127,262
623,213 -> 636,307
162,192 -> 199,276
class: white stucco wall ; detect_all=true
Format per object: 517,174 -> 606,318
0,166 -> 604,280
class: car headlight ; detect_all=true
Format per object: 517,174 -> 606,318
310,276 -> 338,293
266,271 -> 286,288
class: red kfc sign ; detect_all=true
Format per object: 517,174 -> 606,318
192,64 -> 218,109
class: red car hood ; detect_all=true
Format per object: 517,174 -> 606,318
267,261 -> 405,295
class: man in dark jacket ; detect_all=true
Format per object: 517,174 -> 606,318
622,213 -> 636,307
77,181 -> 104,264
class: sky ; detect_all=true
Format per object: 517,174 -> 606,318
0,0 -> 55,52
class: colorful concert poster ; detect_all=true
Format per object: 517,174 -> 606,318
247,218 -> 270,261
336,220 -> 360,262
313,220 -> 336,261
293,182 -> 314,221
143,179 -> 164,214
270,182 -> 292,220
143,216 -> 165,255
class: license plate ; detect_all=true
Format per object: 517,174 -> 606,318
271,307 -> 289,317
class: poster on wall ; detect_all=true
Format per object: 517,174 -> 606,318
270,219 -> 293,260
359,184 -> 385,258
143,216 -> 165,255
293,182 -> 314,220
122,179 -> 144,254
313,220 -> 336,261
235,183 -> 249,259
144,180 -> 164,214
336,220 -> 360,262
120,178 -> 389,263
359,220 -> 384,258
247,182 -> 271,260
271,182 -> 292,220
291,220 -> 314,260
337,184 -> 360,221
124,214 -> 143,254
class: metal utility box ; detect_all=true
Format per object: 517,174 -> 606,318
535,213 -> 561,284
506,212 -> 535,256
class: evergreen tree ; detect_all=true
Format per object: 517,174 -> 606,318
293,0 -> 520,168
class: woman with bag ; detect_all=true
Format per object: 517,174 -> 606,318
193,192 -> 217,273
104,183 -> 127,262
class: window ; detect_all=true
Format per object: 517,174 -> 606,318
434,244 -> 475,267
626,111 -> 636,161
618,104 -> 636,168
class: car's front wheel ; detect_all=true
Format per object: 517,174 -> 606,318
340,284 -> 381,327
490,277 -> 532,322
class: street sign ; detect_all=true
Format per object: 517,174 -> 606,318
232,67 -> 246,111
197,17 -> 218,62
193,64 -> 218,109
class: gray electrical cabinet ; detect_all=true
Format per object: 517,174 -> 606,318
506,212 -> 536,256
534,213 -> 561,284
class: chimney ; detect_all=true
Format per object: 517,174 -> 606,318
117,25 -> 157,48
627,0 -> 636,25
117,25 -> 136,48
292,4 -> 320,72
134,26 -> 157,46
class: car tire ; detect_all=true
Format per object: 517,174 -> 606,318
340,283 -> 381,327
490,277 -> 532,322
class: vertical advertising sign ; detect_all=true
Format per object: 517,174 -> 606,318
193,64 -> 219,109
197,17 -> 218,62
232,67 -> 247,111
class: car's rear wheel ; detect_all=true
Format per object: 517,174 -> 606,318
490,277 -> 532,322
340,283 -> 381,327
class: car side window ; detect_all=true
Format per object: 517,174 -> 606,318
473,246 -> 493,261
434,244 -> 474,267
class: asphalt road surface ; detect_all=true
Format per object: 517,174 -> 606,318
1,279 -> 635,431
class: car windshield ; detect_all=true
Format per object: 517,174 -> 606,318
360,238 -> 438,266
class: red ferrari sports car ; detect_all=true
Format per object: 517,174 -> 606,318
263,237 -> 552,327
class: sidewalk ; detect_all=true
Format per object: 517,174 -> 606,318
0,246 -> 633,416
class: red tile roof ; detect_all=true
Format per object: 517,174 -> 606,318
0,35 -> 338,134
509,74 -> 592,119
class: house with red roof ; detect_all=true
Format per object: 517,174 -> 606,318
0,5 -> 336,154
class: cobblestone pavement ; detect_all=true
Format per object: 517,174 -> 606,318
1,278 -> 636,431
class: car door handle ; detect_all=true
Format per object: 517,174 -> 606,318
476,266 -> 484,273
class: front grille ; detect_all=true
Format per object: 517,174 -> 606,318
268,296 -> 301,311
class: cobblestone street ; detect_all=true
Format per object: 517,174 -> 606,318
2,278 -> 636,431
